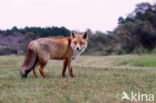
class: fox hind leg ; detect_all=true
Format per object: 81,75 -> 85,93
38,51 -> 50,79
31,56 -> 40,78
39,62 -> 47,79
33,69 -> 38,78
32,62 -> 39,78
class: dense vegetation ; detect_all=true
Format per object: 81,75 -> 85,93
86,3 -> 156,55
0,27 -> 70,55
0,2 -> 156,55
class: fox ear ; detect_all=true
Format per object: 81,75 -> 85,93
71,31 -> 76,38
83,32 -> 88,39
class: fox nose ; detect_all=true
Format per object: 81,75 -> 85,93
77,47 -> 80,51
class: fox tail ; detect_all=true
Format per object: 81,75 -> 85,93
20,48 -> 37,78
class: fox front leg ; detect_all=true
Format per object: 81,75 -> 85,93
68,61 -> 74,77
62,59 -> 68,77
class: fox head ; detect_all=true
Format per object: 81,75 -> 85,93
71,31 -> 88,53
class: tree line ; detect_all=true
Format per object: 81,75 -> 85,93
0,2 -> 156,55
86,2 -> 156,55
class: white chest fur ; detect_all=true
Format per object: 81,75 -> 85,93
71,49 -> 85,60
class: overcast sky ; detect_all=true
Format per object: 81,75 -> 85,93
0,0 -> 155,32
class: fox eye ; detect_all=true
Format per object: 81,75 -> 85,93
80,41 -> 85,45
73,41 -> 77,44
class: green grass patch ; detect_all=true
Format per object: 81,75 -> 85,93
117,54 -> 156,67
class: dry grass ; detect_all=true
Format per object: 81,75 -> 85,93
0,54 -> 156,103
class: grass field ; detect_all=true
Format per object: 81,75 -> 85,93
0,54 -> 156,103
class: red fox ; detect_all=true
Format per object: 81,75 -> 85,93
20,31 -> 88,79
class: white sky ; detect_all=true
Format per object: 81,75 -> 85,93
0,0 -> 155,32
